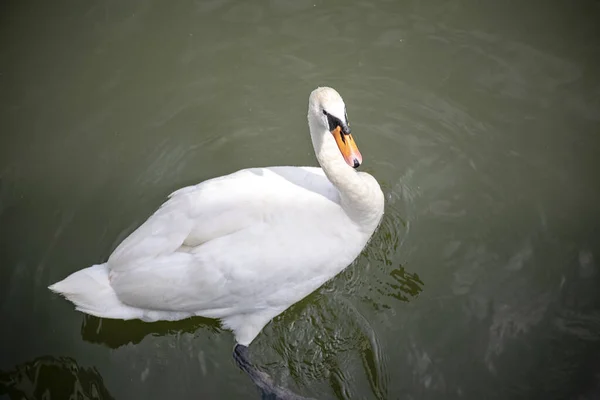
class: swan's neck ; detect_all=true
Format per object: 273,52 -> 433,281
309,119 -> 382,227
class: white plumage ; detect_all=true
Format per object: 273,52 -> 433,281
49,87 -> 384,346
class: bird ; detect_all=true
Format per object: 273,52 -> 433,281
49,87 -> 385,397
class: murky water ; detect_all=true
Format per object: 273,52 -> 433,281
1,0 -> 600,399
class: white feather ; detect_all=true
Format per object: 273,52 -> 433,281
49,87 -> 385,346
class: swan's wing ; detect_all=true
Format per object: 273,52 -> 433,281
107,195 -> 194,270
110,204 -> 359,316
107,166 -> 338,270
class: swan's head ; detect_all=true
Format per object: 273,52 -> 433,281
308,87 -> 363,168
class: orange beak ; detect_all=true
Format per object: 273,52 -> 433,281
331,126 -> 362,168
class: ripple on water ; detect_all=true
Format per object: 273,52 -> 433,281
265,292 -> 391,400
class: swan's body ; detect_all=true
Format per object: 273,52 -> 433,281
49,87 -> 384,348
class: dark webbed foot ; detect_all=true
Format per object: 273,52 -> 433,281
233,344 -> 315,400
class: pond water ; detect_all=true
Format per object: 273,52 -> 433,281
1,0 -> 599,399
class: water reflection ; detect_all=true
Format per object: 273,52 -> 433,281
384,266 -> 424,303
81,314 -> 220,349
360,188 -> 424,311
0,356 -> 114,400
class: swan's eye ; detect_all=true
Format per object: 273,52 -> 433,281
323,109 -> 350,134
326,113 -> 341,132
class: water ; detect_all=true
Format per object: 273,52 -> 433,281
1,0 -> 599,398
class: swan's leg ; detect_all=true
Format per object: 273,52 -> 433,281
232,344 -> 314,400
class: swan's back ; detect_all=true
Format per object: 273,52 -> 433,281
99,165 -> 368,344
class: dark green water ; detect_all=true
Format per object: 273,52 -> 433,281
1,0 -> 599,399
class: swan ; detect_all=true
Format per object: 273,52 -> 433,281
49,87 -> 384,396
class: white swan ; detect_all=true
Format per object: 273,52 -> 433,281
49,87 -> 384,352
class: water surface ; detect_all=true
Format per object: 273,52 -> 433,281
1,0 -> 600,399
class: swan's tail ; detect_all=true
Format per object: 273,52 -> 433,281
48,264 -> 144,320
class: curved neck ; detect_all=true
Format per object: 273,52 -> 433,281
309,118 -> 375,225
